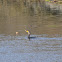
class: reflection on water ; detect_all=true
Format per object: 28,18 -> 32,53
0,1 -> 62,62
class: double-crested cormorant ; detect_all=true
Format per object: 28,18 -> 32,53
25,30 -> 30,39
25,30 -> 36,40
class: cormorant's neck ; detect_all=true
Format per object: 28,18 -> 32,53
28,31 -> 30,39
28,34 -> 30,38
28,34 -> 30,40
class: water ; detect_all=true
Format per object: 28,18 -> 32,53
0,1 -> 62,62
0,34 -> 62,62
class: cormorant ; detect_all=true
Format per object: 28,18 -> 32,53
25,30 -> 36,40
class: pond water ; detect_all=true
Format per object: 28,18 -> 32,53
0,1 -> 62,62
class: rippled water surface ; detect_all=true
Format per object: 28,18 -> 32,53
0,34 -> 62,62
0,1 -> 62,62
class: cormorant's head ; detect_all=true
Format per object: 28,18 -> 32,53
25,30 -> 30,35
25,30 -> 29,33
